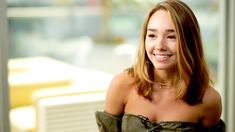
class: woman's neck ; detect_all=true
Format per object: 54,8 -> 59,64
154,68 -> 177,85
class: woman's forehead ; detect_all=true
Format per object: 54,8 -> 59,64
147,10 -> 175,33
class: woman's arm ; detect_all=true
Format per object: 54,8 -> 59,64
104,71 -> 131,115
201,86 -> 222,128
95,71 -> 132,132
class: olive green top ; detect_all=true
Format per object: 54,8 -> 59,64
95,111 -> 225,132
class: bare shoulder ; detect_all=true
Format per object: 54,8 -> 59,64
200,85 -> 222,128
104,70 -> 135,115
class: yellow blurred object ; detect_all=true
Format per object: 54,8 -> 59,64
10,87 -> 72,132
8,56 -> 76,108
10,106 -> 35,132
54,0 -> 71,5
9,57 -> 113,132
10,88 -> 106,132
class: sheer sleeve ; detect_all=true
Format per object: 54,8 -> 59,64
95,111 -> 122,132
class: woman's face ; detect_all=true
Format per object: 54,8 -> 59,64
145,10 -> 177,70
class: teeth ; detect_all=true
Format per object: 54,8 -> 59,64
154,54 -> 170,60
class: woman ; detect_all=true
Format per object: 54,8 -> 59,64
96,0 -> 225,131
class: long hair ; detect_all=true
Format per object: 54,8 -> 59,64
128,0 -> 211,105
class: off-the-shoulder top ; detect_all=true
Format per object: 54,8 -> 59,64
95,111 -> 225,132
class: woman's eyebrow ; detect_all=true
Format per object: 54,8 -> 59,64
147,28 -> 175,33
166,29 -> 175,33
147,28 -> 157,32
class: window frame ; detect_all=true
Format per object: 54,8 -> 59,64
220,0 -> 235,131
0,0 -> 10,131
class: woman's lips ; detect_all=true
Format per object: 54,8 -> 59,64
154,54 -> 173,61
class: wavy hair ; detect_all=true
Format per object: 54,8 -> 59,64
128,0 -> 211,105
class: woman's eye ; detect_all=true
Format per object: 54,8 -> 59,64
148,34 -> 155,38
167,35 -> 176,39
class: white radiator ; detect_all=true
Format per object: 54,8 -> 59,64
35,92 -> 106,132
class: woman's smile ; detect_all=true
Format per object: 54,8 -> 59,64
154,53 -> 173,62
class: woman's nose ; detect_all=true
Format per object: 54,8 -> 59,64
155,37 -> 166,50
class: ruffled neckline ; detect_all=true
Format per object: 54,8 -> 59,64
123,113 -> 199,125
122,113 -> 201,131
96,111 -> 225,132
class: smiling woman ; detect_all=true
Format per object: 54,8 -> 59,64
145,10 -> 177,70
95,0 -> 225,131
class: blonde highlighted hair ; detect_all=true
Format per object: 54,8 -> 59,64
128,0 -> 210,105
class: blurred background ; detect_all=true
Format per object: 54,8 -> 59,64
1,0 -> 232,132
7,0 -> 220,76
